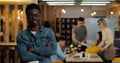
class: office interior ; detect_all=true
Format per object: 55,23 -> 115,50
0,0 -> 120,63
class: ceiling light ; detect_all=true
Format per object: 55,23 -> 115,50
80,4 -> 107,6
82,2 -> 110,4
0,0 -> 37,4
46,2 -> 75,5
42,0 -> 74,1
119,11 -> 120,15
48,3 -> 74,5
20,11 -> 23,15
46,2 -> 75,4
81,9 -> 84,12
17,16 -> 20,20
93,11 -> 96,15
62,9 -> 66,14
110,11 -> 114,15
91,13 -> 94,16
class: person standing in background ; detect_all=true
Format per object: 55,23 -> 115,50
17,3 -> 57,63
97,18 -> 115,63
72,17 -> 87,44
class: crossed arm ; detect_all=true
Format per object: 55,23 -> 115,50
17,30 -> 57,62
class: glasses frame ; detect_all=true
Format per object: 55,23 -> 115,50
27,14 -> 41,18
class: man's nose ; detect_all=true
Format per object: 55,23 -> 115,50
32,16 -> 37,19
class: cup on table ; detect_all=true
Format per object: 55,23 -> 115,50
80,51 -> 86,58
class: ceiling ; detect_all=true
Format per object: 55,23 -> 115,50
39,0 -> 119,6
41,0 -> 115,2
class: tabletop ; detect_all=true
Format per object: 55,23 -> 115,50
66,53 -> 103,63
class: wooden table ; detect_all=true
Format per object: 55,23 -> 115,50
0,42 -> 17,46
0,42 -> 18,63
66,53 -> 103,63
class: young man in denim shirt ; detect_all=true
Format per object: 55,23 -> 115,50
17,3 -> 57,63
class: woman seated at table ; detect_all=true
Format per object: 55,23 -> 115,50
96,31 -> 102,45
97,18 -> 115,63
51,37 -> 76,61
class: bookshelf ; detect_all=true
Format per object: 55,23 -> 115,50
57,18 -> 77,46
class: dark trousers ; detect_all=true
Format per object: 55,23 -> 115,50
104,60 -> 112,63
98,53 -> 112,63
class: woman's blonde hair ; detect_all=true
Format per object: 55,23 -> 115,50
97,18 -> 107,27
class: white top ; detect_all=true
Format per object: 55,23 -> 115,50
28,31 -> 37,63
28,61 -> 39,63
98,27 -> 114,49
31,31 -> 36,36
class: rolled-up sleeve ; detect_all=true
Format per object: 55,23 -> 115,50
56,43 -> 69,60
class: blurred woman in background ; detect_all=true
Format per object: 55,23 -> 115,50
97,18 -> 115,63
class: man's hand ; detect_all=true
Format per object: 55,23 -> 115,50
28,48 -> 34,52
69,51 -> 76,57
47,41 -> 52,46
100,48 -> 106,52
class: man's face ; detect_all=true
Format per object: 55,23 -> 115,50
27,9 -> 41,27
59,40 -> 66,47
77,21 -> 84,27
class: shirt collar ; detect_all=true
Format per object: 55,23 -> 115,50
26,25 -> 45,34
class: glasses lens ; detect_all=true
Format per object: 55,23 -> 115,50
28,14 -> 40,18
98,23 -> 100,26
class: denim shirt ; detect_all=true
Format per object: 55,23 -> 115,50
17,26 -> 57,63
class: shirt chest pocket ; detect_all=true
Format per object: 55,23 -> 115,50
40,36 -> 50,47
22,38 -> 36,48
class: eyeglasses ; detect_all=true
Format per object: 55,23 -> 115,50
98,23 -> 100,26
27,14 -> 40,18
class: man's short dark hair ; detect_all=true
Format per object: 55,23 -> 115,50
25,3 -> 41,15
57,37 -> 65,42
77,17 -> 84,22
